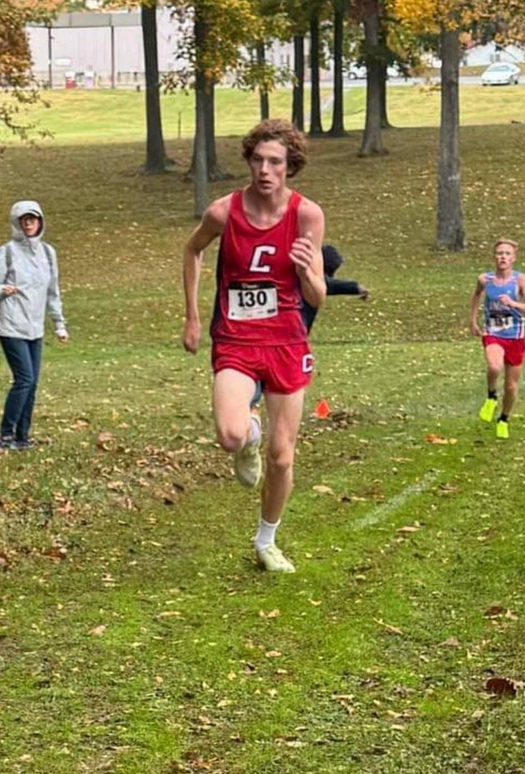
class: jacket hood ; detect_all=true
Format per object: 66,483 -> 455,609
10,200 -> 45,242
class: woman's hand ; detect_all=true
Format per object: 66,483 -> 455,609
3,285 -> 19,297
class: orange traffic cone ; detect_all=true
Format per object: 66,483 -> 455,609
314,399 -> 331,419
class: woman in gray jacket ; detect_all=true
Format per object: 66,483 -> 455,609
0,200 -> 68,449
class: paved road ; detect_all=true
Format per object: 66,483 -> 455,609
346,75 -> 524,87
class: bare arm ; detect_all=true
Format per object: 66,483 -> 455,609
182,197 -> 229,354
291,199 -> 326,308
469,275 -> 485,336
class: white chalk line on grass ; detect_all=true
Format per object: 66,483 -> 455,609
353,469 -> 441,530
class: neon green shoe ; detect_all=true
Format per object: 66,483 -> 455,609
496,420 -> 509,440
234,413 -> 262,488
479,398 -> 497,423
256,545 -> 295,573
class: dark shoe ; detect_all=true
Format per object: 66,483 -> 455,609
0,435 -> 17,450
15,438 -> 36,450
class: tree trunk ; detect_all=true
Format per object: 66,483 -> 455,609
292,35 -> 304,130
193,17 -> 207,216
309,13 -> 323,136
194,74 -> 208,218
359,5 -> 384,155
379,62 -> 392,129
436,25 -> 465,250
327,4 -> 345,137
141,2 -> 168,173
379,22 -> 393,129
187,26 -> 232,183
256,41 -> 269,121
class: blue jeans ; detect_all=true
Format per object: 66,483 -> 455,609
0,337 -> 43,441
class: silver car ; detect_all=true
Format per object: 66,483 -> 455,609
481,62 -> 520,86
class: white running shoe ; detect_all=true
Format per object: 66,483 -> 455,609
234,413 -> 262,487
256,545 -> 295,573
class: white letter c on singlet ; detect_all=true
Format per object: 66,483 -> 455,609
249,245 -> 276,273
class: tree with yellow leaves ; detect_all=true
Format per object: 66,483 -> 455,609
392,0 -> 470,249
392,0 -> 525,250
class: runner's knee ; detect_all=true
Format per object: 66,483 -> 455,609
216,426 -> 247,454
266,445 -> 294,476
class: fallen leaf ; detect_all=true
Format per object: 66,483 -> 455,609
312,485 -> 334,495
96,431 -> 116,450
483,606 -> 506,618
439,636 -> 460,648
397,524 -> 421,534
373,618 -> 404,636
70,418 -> 89,430
425,433 -> 457,445
259,609 -> 281,619
485,677 -> 517,697
88,625 -> 107,637
41,545 -> 68,562
439,483 -> 459,494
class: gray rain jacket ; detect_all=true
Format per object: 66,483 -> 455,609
0,200 -> 67,340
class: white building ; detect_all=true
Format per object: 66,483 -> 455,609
464,42 -> 525,67
27,8 -> 299,89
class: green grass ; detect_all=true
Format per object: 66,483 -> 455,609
2,79 -> 525,144
1,94 -> 525,772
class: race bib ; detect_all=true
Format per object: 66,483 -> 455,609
488,313 -> 513,333
228,281 -> 278,320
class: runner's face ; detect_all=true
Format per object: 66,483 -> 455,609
248,140 -> 288,195
19,214 -> 41,237
494,243 -> 516,272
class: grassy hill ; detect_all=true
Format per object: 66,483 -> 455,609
1,93 -> 525,773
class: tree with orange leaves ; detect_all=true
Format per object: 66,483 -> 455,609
0,0 -> 62,140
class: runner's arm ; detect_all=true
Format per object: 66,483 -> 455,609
469,275 -> 485,336
292,200 -> 326,308
498,275 -> 525,313
182,199 -> 228,354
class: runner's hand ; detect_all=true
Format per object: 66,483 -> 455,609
470,321 -> 482,337
183,319 -> 201,354
289,234 -> 314,273
498,293 -> 513,307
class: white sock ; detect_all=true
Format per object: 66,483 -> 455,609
250,414 -> 261,444
254,517 -> 280,551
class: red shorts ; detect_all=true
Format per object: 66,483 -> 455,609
482,335 -> 525,366
212,341 -> 313,394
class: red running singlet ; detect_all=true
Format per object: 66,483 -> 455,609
210,189 -> 307,346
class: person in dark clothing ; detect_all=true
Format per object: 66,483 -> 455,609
301,244 -> 368,332
251,244 -> 368,407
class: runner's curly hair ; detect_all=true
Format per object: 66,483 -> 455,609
241,119 -> 307,178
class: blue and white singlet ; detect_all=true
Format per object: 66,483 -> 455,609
483,270 -> 524,339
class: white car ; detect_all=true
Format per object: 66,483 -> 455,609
348,63 -> 404,80
481,62 -> 520,86
348,62 -> 366,80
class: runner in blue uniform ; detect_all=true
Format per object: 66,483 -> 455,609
470,238 -> 525,439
